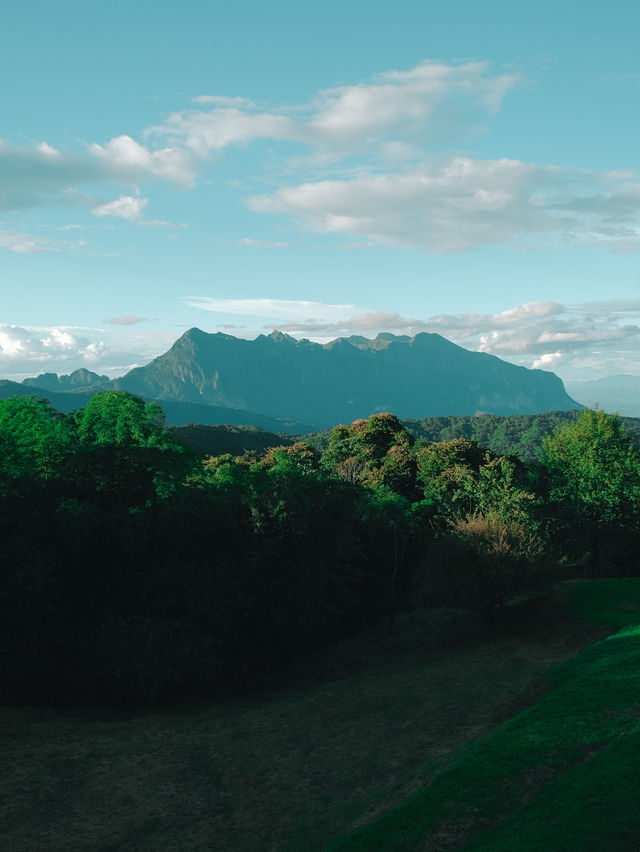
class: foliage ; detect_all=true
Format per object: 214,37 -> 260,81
429,512 -> 545,623
2,394 -> 640,708
0,395 -> 74,479
322,413 -> 418,498
540,408 -> 640,573
74,391 -> 168,447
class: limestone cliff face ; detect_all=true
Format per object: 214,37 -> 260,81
111,328 -> 581,427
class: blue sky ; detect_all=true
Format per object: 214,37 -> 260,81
2,0 -> 640,382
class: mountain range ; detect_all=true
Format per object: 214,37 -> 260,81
6,328 -> 581,429
566,374 -> 640,418
108,328 -> 579,426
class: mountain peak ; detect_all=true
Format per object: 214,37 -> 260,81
268,330 -> 297,343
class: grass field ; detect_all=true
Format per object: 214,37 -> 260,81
331,579 -> 640,850
2,581 -> 638,851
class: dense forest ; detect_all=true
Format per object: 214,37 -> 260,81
2,391 -> 640,706
302,410 -> 640,462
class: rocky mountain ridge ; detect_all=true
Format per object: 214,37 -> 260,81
108,328 -> 580,426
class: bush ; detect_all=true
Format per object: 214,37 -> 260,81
430,512 -> 547,625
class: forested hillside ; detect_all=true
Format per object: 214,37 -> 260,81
2,391 -> 639,706
304,410 -> 640,462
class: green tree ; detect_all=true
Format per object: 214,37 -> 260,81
415,438 -> 485,517
0,395 -> 73,479
540,408 -> 640,574
430,511 -> 545,625
74,391 -> 167,448
322,413 -> 417,497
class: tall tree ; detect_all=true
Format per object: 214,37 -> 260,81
540,408 -> 640,574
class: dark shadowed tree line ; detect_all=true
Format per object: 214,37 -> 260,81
1,393 -> 639,705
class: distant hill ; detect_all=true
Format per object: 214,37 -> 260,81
158,400 -> 313,432
22,368 -> 109,392
169,424 -> 293,457
566,374 -> 640,418
0,380 -> 96,413
110,328 -> 580,426
0,380 -> 312,433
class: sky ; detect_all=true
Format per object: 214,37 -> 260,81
2,0 -> 640,384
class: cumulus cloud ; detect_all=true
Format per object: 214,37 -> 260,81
3,58 -> 638,259
532,352 -> 564,370
0,324 -> 182,381
36,142 -> 61,158
92,195 -> 148,220
249,158 -> 640,252
0,134 -> 195,216
89,135 -> 197,185
0,325 -> 108,373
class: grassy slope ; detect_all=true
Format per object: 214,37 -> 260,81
331,579 -> 640,851
1,582 -> 637,851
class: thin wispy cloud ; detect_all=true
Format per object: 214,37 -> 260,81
153,60 -> 519,157
0,229 -> 85,254
185,296 -> 640,377
238,238 -> 290,249
185,297 -> 359,321
105,316 -> 148,325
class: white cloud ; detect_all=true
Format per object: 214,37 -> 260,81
92,195 -> 148,220
0,145 -> 105,211
198,296 -> 640,379
0,324 -> 108,369
89,135 -> 197,185
308,60 -> 518,144
0,324 -> 181,381
135,219 -> 188,228
532,352 -> 564,369
0,229 -> 84,254
152,60 -> 519,159
249,159 -> 640,252
152,108 -> 298,157
36,142 -> 61,158
2,58 -> 638,261
0,134 -> 195,216
238,237 -> 290,249
105,316 -> 147,325
185,297 -> 358,322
